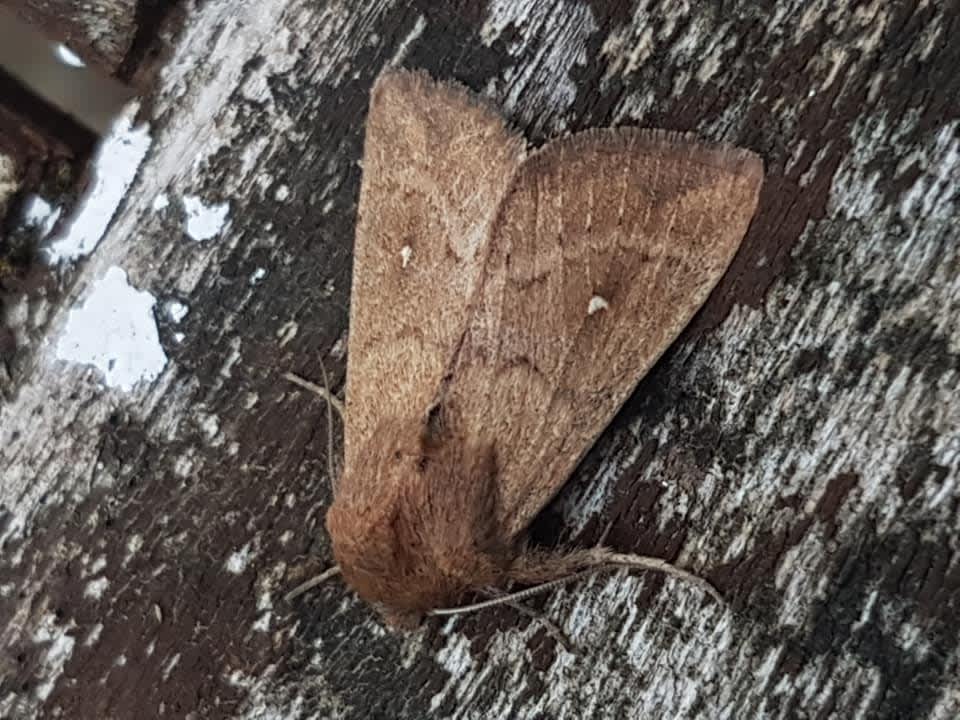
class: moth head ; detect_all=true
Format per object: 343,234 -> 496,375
326,413 -> 510,628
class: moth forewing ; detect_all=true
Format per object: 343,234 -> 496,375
447,128 -> 763,540
297,68 -> 763,627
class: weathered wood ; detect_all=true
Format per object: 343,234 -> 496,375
0,152 -> 16,220
0,6 -> 135,135
6,0 -> 139,76
3,0 -> 182,89
0,63 -> 97,190
0,60 -> 100,396
1,1 -> 959,718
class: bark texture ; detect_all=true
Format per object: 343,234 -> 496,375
1,1 -> 958,719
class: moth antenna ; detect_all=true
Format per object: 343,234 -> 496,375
283,368 -> 344,487
429,569 -> 599,615
595,552 -> 724,603
430,550 -> 722,616
282,370 -> 345,418
284,564 -> 341,604
428,587 -> 574,651
318,360 -> 338,486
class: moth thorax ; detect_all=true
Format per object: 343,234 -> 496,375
325,431 -> 510,620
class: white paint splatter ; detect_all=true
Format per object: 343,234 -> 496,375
45,104 -> 152,262
252,612 -> 272,632
33,613 -> 76,701
587,295 -> 609,315
277,320 -> 298,347
182,194 -> 230,241
21,195 -> 61,236
928,473 -> 955,508
56,266 -> 168,392
162,653 -> 180,680
54,43 -> 85,68
173,454 -> 195,478
196,411 -> 221,441
84,577 -> 109,600
152,192 -> 170,212
400,244 -> 413,268
330,333 -> 347,360
166,300 -> 189,323
851,589 -> 879,632
225,544 -> 252,574
124,534 -> 143,566
85,623 -> 103,647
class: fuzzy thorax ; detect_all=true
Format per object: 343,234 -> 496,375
325,417 -> 512,626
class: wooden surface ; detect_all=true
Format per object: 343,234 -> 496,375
0,152 -> 16,219
8,0 -> 139,75
4,0 -> 182,89
2,1 -> 959,718
0,5 -> 134,134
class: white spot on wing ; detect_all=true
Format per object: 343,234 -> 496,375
588,295 -> 609,315
400,245 -> 413,268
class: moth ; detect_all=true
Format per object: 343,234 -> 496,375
291,68 -> 763,628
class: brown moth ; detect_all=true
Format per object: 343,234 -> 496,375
298,68 -> 763,628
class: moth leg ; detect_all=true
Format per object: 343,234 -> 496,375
283,371 -> 345,421
282,364 -> 344,605
283,366 -> 344,490
481,588 -> 574,653
508,547 -> 723,604
284,565 -> 341,604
